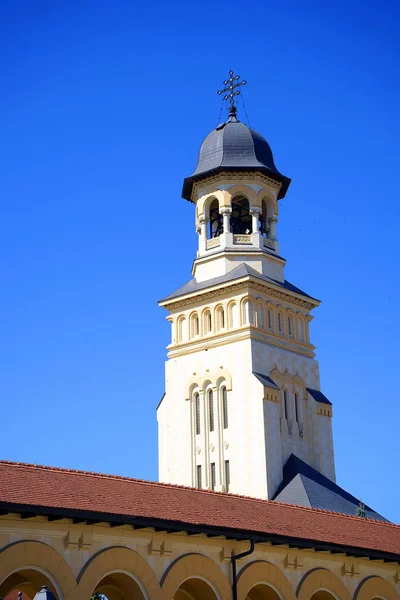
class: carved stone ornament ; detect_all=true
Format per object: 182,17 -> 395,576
223,440 -> 229,449
220,206 -> 232,215
192,171 -> 282,201
209,443 -> 215,452
196,445 -> 201,455
163,280 -> 317,312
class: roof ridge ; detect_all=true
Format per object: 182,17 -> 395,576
0,460 -> 398,529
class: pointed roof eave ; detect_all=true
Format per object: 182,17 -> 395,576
159,264 -> 320,308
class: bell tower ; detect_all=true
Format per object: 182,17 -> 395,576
157,72 -> 335,500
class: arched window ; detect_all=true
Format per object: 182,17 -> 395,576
256,304 -> 264,329
243,298 -> 254,325
228,301 -> 238,328
298,317 -> 304,342
283,390 -> 289,420
268,308 -> 273,330
195,392 -> 201,435
191,313 -> 200,337
294,392 -> 300,423
278,312 -> 283,334
177,316 -> 187,343
203,310 -> 212,334
288,315 -> 293,337
230,196 -> 252,234
259,199 -> 268,235
208,389 -> 214,432
216,305 -> 225,331
222,386 -> 228,429
208,198 -> 222,239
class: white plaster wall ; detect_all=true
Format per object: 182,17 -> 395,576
158,339 -> 268,499
159,328 -> 335,498
193,251 -> 285,283
251,338 -> 335,494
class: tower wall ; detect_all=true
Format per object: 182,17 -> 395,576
158,122 -> 336,499
158,338 -> 269,499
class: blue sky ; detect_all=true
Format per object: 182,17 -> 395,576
1,0 -> 399,522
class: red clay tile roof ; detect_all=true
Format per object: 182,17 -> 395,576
0,460 -> 399,558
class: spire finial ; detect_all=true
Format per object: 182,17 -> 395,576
217,70 -> 246,119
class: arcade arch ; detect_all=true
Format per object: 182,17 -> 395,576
297,568 -> 351,600
161,554 -> 231,600
0,541 -> 75,600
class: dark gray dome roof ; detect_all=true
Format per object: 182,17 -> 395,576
182,115 -> 291,201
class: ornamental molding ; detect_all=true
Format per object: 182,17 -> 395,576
264,392 -> 279,403
206,237 -> 220,249
220,206 -> 232,215
167,327 -> 315,359
192,171 -> 281,200
163,280 -> 317,311
317,406 -> 332,417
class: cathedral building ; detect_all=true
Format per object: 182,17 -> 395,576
0,73 -> 399,600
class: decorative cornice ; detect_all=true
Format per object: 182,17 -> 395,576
192,171 -> 281,200
220,206 -> 232,215
317,406 -> 332,417
162,279 -> 317,312
167,327 -> 315,359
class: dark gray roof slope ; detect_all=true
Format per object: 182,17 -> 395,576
307,388 -> 332,406
253,372 -> 280,389
273,455 -> 387,522
161,263 -> 317,303
182,115 -> 291,201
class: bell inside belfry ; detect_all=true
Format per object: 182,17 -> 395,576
230,196 -> 252,234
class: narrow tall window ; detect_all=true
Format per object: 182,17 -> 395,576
208,311 -> 212,332
196,465 -> 202,488
222,386 -> 228,429
294,392 -> 299,423
268,309 -> 272,329
257,305 -> 263,329
278,313 -> 283,333
221,308 -> 225,328
195,393 -> 200,435
288,315 -> 293,336
298,318 -> 304,341
209,198 -> 222,239
224,460 -> 230,492
284,390 -> 288,420
208,390 -> 214,432
211,462 -> 216,490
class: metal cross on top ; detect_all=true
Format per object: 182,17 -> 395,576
217,70 -> 246,116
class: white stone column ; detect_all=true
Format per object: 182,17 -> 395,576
268,216 -> 278,240
220,206 -> 232,248
250,207 -> 262,248
198,216 -> 207,254
220,206 -> 232,233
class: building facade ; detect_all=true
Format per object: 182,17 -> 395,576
0,460 -> 399,600
1,77 -> 399,600
158,101 -> 335,501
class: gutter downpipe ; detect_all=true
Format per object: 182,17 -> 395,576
231,539 -> 255,600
